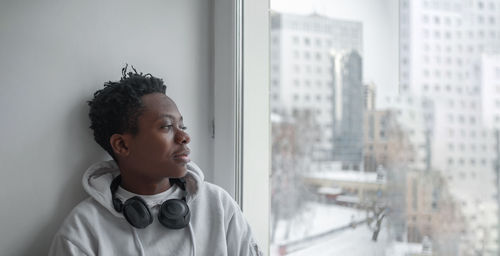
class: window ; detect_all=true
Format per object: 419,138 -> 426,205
315,38 -> 321,47
315,53 -> 321,61
304,51 -> 310,59
448,144 -> 455,151
293,65 -> 300,73
423,15 -> 429,23
304,37 -> 310,46
266,0 -> 499,255
434,16 -> 440,24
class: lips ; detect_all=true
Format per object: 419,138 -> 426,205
173,148 -> 191,163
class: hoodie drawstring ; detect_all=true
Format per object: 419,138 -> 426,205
188,222 -> 196,256
131,226 -> 145,256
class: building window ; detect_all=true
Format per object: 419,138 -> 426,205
304,51 -> 310,60
315,39 -> 321,47
304,37 -> 310,46
315,53 -> 321,61
434,16 -> 440,24
423,15 -> 429,23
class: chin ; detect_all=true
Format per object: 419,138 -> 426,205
170,166 -> 188,178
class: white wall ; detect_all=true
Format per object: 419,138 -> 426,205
0,1 -> 214,255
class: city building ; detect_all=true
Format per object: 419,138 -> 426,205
399,0 -> 500,253
331,50 -> 364,169
405,170 -> 465,255
270,12 -> 362,160
378,94 -> 431,172
363,109 -> 413,173
481,53 -> 500,130
364,82 -> 376,111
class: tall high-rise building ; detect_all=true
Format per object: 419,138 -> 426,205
331,50 -> 364,169
399,0 -> 500,253
270,12 -> 362,160
364,82 -> 376,111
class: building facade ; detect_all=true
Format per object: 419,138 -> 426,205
399,0 -> 500,253
270,12 -> 362,160
331,50 -> 364,169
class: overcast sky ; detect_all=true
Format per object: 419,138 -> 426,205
270,0 -> 399,102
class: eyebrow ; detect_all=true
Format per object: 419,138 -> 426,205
158,114 -> 183,122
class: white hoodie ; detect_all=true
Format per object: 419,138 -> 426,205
49,160 -> 262,256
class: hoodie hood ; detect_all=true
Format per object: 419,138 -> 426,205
82,160 -> 205,217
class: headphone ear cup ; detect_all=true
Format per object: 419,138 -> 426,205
112,197 -> 123,212
158,199 -> 191,229
122,196 -> 153,229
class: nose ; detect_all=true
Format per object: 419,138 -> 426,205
175,129 -> 190,144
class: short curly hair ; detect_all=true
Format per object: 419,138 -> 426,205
88,65 -> 167,159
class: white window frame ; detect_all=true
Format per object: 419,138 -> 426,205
242,0 -> 270,254
213,0 -> 270,254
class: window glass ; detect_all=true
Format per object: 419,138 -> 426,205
270,0 -> 500,255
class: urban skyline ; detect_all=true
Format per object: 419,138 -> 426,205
270,0 -> 500,254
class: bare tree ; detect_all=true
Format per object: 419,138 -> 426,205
365,201 -> 387,242
270,109 -> 321,242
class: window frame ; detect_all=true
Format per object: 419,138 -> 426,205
241,0 -> 270,253
213,0 -> 270,254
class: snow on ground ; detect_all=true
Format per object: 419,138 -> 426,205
385,242 -> 426,256
285,225 -> 389,256
270,201 -> 428,256
272,202 -> 367,245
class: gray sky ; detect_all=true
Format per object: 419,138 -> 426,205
271,0 -> 399,102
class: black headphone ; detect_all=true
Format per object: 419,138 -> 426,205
110,176 -> 191,229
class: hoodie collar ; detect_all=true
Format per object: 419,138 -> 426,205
82,160 -> 205,217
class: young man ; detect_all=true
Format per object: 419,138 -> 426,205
49,66 -> 263,256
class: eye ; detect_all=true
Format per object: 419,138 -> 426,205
161,124 -> 173,130
180,126 -> 188,131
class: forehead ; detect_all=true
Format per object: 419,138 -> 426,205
140,93 -> 181,120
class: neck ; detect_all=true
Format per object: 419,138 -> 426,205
119,172 -> 171,195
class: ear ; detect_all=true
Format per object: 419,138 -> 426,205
110,134 -> 131,157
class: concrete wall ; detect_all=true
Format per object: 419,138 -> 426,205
0,0 -> 213,254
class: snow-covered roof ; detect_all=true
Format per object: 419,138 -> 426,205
336,195 -> 360,203
305,171 -> 385,184
317,187 -> 342,195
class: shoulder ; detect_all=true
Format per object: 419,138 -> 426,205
200,181 -> 239,206
191,181 -> 241,218
64,197 -> 108,223
199,184 -> 263,255
54,197 -> 111,242
50,197 -> 108,255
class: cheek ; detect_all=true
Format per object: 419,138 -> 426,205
131,135 -> 163,156
148,134 -> 175,155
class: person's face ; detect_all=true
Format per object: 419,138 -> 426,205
124,93 -> 191,180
